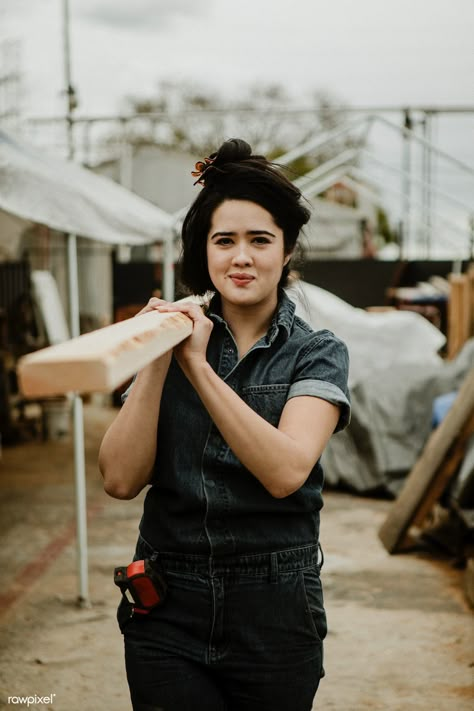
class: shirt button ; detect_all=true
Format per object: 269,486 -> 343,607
206,480 -> 216,488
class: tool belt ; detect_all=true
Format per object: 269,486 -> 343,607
114,557 -> 167,627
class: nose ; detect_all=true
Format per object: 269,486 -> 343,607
232,241 -> 252,266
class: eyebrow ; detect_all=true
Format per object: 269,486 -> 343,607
210,229 -> 276,240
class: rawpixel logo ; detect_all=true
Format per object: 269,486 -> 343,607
7,693 -> 56,706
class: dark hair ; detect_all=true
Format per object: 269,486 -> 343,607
179,138 -> 310,295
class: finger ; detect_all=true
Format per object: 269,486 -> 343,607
148,297 -> 170,308
138,297 -> 173,314
156,303 -> 206,320
135,296 -> 168,316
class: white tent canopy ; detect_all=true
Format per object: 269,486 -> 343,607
0,128 -> 176,606
0,129 -> 173,247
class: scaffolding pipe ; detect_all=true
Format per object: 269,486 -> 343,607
361,149 -> 474,214
276,115 -> 368,166
375,113 -> 474,178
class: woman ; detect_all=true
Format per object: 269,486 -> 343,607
99,138 -> 350,711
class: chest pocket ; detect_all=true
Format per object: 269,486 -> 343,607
239,384 -> 290,428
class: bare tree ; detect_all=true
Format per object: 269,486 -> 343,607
104,80 -> 356,175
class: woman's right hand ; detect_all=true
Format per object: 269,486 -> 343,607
135,296 -> 172,317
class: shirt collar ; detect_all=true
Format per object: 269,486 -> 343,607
206,291 -> 295,344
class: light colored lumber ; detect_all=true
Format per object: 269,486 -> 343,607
447,272 -> 471,359
378,367 -> 474,553
17,310 -> 193,397
468,263 -> 474,336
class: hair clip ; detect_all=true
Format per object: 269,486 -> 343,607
191,156 -> 215,185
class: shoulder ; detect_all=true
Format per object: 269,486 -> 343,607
286,324 -> 351,432
291,318 -> 348,358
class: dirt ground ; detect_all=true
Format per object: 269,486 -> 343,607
0,403 -> 473,711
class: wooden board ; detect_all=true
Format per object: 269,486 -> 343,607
378,367 -> 474,553
17,310 -> 193,398
447,271 -> 473,359
469,264 -> 474,336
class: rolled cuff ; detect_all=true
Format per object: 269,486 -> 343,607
287,379 -> 351,432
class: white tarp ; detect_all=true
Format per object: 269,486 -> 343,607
0,129 -> 173,247
287,280 -> 446,387
286,281 -> 474,498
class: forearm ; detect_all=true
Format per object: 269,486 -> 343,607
185,361 -> 315,498
98,355 -> 171,499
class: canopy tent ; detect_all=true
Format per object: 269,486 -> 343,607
0,128 -> 175,605
0,128 -> 176,307
0,130 -> 174,246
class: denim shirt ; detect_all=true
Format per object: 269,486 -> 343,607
123,292 -> 350,556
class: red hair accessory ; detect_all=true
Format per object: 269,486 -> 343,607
191,156 -> 215,185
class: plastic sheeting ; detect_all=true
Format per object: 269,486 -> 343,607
0,130 -> 173,247
287,280 -> 445,387
287,280 -> 471,496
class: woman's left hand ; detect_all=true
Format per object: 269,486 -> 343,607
155,301 -> 213,376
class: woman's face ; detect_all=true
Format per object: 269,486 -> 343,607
206,199 -> 290,309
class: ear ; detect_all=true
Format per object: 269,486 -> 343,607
283,252 -> 293,267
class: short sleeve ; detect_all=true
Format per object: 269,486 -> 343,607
287,332 -> 351,432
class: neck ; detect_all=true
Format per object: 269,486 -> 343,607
221,293 -> 279,355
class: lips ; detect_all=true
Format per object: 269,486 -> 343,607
229,273 -> 255,286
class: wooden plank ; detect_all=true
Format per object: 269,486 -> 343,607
409,410 -> 474,526
447,273 -> 471,359
378,367 -> 474,553
17,310 -> 193,398
469,264 -> 474,337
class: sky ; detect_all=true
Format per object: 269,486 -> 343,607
1,0 -> 473,256
2,0 -> 474,118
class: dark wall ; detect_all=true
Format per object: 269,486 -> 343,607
301,260 -> 468,308
112,259 -> 469,311
113,262 -> 161,309
301,260 -> 398,308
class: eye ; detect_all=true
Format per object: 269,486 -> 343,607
215,237 -> 233,246
252,236 -> 271,245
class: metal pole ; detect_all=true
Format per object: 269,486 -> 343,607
401,109 -> 412,258
119,118 -> 133,189
82,120 -> 91,166
422,112 -> 434,259
470,216 -> 474,259
162,237 -> 175,301
63,0 -> 89,607
421,115 -> 427,257
62,0 -> 76,160
67,234 -> 89,606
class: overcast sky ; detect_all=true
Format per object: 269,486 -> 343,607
2,0 -> 474,118
1,0 -> 473,255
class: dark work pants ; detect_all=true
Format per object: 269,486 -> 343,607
119,538 -> 327,711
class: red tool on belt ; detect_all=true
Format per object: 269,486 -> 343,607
114,559 -> 167,615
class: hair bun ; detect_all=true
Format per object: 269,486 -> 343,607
213,138 -> 252,165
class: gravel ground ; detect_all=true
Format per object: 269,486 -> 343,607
0,404 -> 472,710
